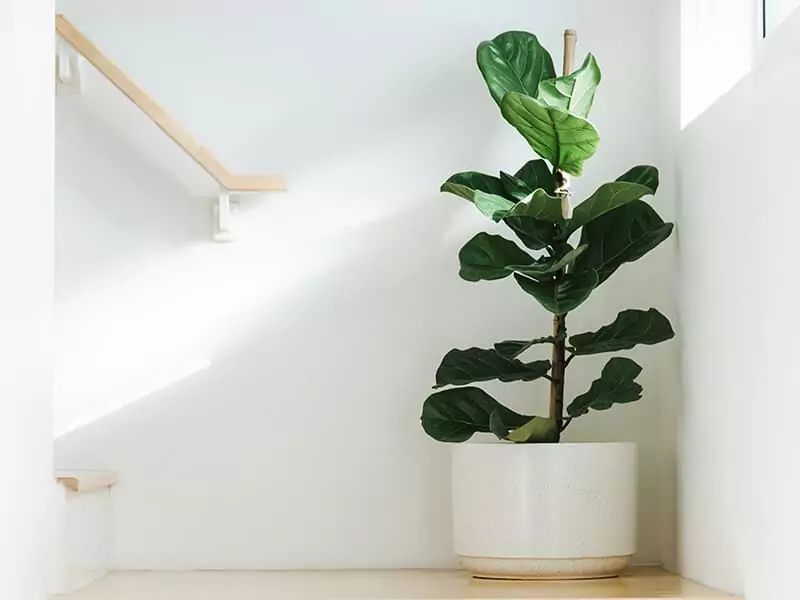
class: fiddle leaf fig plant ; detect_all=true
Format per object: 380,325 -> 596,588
421,31 -> 675,444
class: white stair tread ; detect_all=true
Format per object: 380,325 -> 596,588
54,567 -> 736,600
55,470 -> 118,493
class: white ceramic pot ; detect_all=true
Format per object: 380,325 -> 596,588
452,442 -> 637,580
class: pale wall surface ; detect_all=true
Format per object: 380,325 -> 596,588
0,0 -> 54,598
55,0 -> 678,569
677,6 -> 800,598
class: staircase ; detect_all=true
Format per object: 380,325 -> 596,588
51,471 -> 118,596
55,14 -> 286,240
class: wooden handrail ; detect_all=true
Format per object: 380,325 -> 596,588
55,15 -> 285,193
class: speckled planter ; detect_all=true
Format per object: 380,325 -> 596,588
452,442 -> 637,580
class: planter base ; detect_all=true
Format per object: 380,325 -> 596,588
460,555 -> 632,581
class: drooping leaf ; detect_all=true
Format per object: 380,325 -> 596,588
573,200 -> 674,285
617,165 -> 659,194
501,92 -> 599,176
503,216 -> 557,251
488,410 -> 512,440
537,53 -> 602,118
514,270 -> 598,315
441,171 -> 506,202
507,416 -> 559,443
459,233 -> 534,282
434,347 -> 551,388
505,189 -> 564,222
499,171 -> 532,201
564,182 -> 653,237
567,357 -> 643,417
494,336 -> 555,358
511,245 -> 587,278
476,31 -> 556,107
500,160 -> 556,200
569,308 -> 675,355
421,387 -> 530,442
474,191 -> 516,221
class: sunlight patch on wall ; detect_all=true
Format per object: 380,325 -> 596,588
680,0 -> 756,128
54,204 -> 390,437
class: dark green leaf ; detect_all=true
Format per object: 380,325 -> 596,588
500,160 -> 556,200
507,416 -> 559,443
476,31 -> 556,107
501,92 -> 599,176
435,347 -> 551,387
515,159 -> 556,194
441,171 -> 506,202
569,308 -> 675,355
489,410 -> 512,440
564,182 -> 653,237
514,270 -> 598,315
474,191 -> 516,221
458,233 -> 534,282
494,336 -> 555,358
505,189 -> 564,222
512,245 -> 587,278
499,171 -> 531,201
421,387 -> 530,442
573,200 -> 674,285
537,53 -> 602,118
617,165 -> 659,194
567,357 -> 643,417
503,216 -> 556,251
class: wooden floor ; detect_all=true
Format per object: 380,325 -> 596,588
57,567 -> 737,599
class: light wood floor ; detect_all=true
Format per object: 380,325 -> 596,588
56,567 -> 737,600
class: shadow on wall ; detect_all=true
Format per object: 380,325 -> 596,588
54,57 -> 510,568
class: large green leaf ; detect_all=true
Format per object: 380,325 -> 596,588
435,347 -> 550,388
567,357 -> 643,417
537,53 -> 602,118
507,416 -> 559,443
476,31 -> 556,107
504,189 -> 564,222
512,245 -> 587,278
501,92 -> 599,176
573,200 -> 674,285
564,182 -> 653,237
569,309 -> 675,355
441,171 -> 506,201
617,165 -> 659,194
459,233 -> 534,282
473,191 -> 516,221
500,160 -> 556,200
494,336 -> 555,358
503,217 -> 557,251
421,387 -> 530,442
514,270 -> 598,315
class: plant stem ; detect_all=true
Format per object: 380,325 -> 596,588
548,313 -> 567,437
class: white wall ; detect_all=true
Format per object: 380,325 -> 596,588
0,0 -> 54,598
677,6 -> 800,598
55,0 -> 677,569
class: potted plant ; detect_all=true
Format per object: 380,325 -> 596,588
420,29 -> 675,580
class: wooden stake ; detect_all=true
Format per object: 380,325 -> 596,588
549,29 -> 579,437
563,29 -> 577,77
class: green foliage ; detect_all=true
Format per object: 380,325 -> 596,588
507,416 -> 559,443
476,31 -> 556,106
501,92 -> 599,175
422,387 -> 531,442
514,270 -> 598,315
420,30 -> 675,444
569,309 -> 675,355
567,358 -> 643,417
435,347 -> 551,387
537,54 -> 601,118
